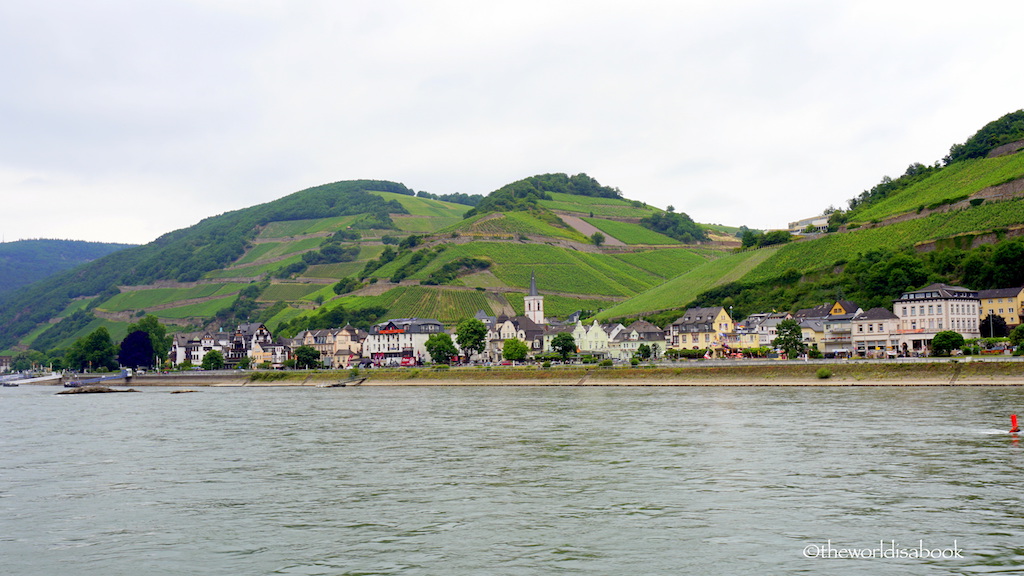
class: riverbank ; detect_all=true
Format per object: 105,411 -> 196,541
122,359 -> 1024,386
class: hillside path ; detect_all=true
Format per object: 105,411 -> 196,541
555,213 -> 626,246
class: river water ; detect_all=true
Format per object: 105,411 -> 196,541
2,384 -> 1024,575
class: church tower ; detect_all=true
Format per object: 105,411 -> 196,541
524,270 -> 545,324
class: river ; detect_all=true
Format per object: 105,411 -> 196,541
2,384 -> 1023,575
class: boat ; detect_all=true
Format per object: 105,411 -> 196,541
316,377 -> 368,388
65,369 -> 133,388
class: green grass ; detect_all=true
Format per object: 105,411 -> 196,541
302,260 -> 366,279
206,254 -> 306,279
98,283 -> 247,312
582,218 -> 679,244
852,153 -> 1024,222
258,283 -> 326,302
264,305 -> 309,333
331,286 -> 493,325
744,198 -> 1024,283
610,248 -> 712,279
257,215 -> 361,239
505,292 -> 620,319
155,296 -> 237,320
444,212 -> 587,241
538,192 -> 659,218
596,248 -> 779,319
233,237 -> 322,266
370,191 -> 468,218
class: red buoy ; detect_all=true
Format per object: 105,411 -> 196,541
1011,414 -> 1020,433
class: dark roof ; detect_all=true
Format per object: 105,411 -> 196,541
978,287 -> 1023,300
894,283 -> 978,302
855,307 -> 899,321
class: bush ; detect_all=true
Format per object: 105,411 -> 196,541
542,361 -> 551,368
816,368 -> 832,379
630,358 -> 639,366
599,359 -> 613,367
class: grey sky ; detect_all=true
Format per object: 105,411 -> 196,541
2,0 -> 1022,244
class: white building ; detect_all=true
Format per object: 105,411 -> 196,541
850,307 -> 901,358
893,283 -> 980,355
363,318 -> 445,366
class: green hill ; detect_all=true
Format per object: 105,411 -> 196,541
6,109 -> 1024,359
0,239 -> 132,297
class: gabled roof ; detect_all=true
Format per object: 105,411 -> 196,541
854,307 -> 899,321
978,287 -> 1024,300
672,306 -> 726,327
894,283 -> 978,302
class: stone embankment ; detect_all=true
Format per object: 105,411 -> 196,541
118,358 -> 1024,387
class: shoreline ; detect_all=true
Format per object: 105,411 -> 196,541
100,360 -> 1024,387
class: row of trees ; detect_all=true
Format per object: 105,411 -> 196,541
421,318 -> 580,365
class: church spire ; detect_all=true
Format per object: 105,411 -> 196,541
529,269 -> 538,297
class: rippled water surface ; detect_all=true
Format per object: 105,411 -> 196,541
3,385 -> 1024,575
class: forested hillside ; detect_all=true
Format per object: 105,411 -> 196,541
0,239 -> 131,297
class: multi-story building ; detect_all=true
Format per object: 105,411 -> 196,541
667,307 -> 734,350
363,318 -> 445,366
978,287 -> 1024,332
893,283 -> 980,355
851,307 -> 901,358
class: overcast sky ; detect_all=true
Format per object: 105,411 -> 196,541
2,0 -> 1022,244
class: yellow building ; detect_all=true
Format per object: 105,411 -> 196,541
978,287 -> 1024,330
668,307 -> 734,351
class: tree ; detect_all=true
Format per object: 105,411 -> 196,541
551,332 -> 576,361
980,314 -> 1009,338
636,343 -> 652,360
771,319 -> 806,359
424,333 -> 458,364
590,232 -> 605,247
236,356 -> 252,370
11,350 -> 48,372
1010,324 -> 1024,348
65,327 -> 119,371
293,345 -> 321,369
201,349 -> 225,370
502,338 -> 529,362
126,314 -> 171,363
119,330 -> 155,369
931,331 -> 965,356
455,318 -> 488,361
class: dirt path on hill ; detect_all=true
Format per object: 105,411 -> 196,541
555,213 -> 626,246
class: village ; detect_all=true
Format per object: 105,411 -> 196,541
160,271 -> 1024,370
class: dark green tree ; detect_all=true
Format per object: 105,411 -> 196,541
201,349 -> 225,370
980,314 -> 1009,338
118,330 -> 155,369
455,318 -> 488,360
636,343 -> 652,360
931,331 -> 965,356
425,333 -> 458,364
126,314 -> 171,363
293,345 -> 321,369
1010,324 -> 1024,348
502,338 -> 529,362
551,332 -> 576,361
591,232 -> 605,247
771,319 -> 806,359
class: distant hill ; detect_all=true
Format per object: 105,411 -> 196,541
0,239 -> 132,297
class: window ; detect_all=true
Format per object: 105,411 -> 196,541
937,304 -> 942,314
902,306 -> 907,316
928,305 -> 934,315
938,320 -> 943,330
